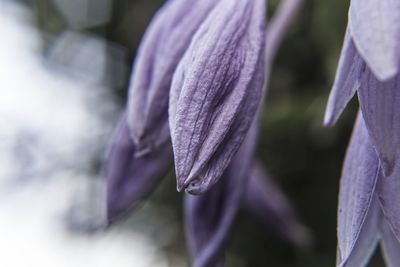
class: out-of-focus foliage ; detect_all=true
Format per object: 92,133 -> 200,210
26,0 -> 386,266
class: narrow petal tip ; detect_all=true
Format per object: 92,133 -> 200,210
323,112 -> 337,127
323,29 -> 361,127
176,184 -> 183,193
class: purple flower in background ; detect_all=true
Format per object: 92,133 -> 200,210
324,1 -> 400,266
169,0 -> 266,194
127,0 -> 219,155
243,161 -> 311,247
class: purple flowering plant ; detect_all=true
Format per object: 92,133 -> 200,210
103,0 -> 400,266
104,0 -> 308,266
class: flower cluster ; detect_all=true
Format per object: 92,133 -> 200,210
324,1 -> 400,266
105,0 -> 307,266
103,0 -> 400,265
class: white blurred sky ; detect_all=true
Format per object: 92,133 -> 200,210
0,1 -> 184,266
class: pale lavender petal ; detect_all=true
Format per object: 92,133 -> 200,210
169,0 -> 266,193
105,114 -> 172,222
243,161 -> 311,247
127,0 -> 219,155
376,165 -> 400,240
357,69 -> 400,176
337,112 -> 380,266
349,0 -> 400,80
323,28 -> 365,126
184,119 -> 258,267
381,220 -> 400,267
339,195 -> 381,267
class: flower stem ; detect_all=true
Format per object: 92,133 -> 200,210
265,0 -> 304,66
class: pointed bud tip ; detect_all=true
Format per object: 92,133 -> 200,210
184,185 -> 204,195
177,176 -> 208,195
176,178 -> 191,193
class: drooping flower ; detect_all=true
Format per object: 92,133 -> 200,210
127,0 -> 219,155
323,2 -> 400,266
324,0 -> 400,177
169,0 -> 266,194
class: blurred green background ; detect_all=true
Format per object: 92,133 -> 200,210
27,0 -> 384,266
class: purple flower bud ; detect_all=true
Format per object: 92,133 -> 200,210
127,0 -> 219,155
169,0 -> 266,194
243,162 -> 311,248
105,114 -> 172,223
184,117 -> 258,267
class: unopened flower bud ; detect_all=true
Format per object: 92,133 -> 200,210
169,0 -> 266,194
127,0 -> 219,156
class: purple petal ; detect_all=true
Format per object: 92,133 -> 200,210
169,0 -> 266,193
105,114 -> 172,222
376,165 -> 400,240
184,118 -> 258,267
357,69 -> 400,176
339,195 -> 381,267
337,112 -> 380,266
127,0 -> 219,155
381,221 -> 400,267
323,28 -> 365,126
349,0 -> 400,80
243,161 -> 311,247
